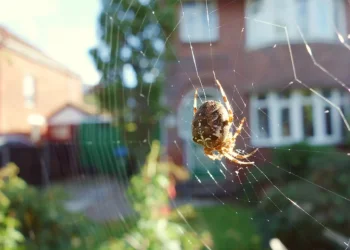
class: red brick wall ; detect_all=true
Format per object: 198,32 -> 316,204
0,48 -> 82,134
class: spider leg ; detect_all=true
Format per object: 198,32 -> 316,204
231,148 -> 259,159
232,117 -> 246,142
223,152 -> 255,165
214,78 -> 233,123
204,147 -> 222,161
193,88 -> 198,116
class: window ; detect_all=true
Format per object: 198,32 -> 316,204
23,75 -> 36,108
250,89 -> 350,147
340,91 -> 350,138
281,108 -> 291,136
179,1 -> 219,43
245,0 -> 346,50
278,91 -> 292,138
324,106 -> 332,135
257,107 -> 270,138
300,90 -> 315,139
250,93 -> 271,144
309,0 -> 335,40
297,0 -> 309,34
302,105 -> 314,137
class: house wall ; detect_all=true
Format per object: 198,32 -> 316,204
165,0 -> 350,170
0,48 -> 82,135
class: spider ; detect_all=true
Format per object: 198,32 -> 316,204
191,79 -> 258,165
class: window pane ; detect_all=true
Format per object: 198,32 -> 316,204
315,0 -> 333,38
324,106 -> 332,135
258,108 -> 270,138
281,108 -> 291,136
297,0 -> 308,34
302,105 -> 314,137
278,90 -> 291,100
180,1 -> 218,42
257,93 -> 267,100
341,106 -> 348,139
340,90 -> 348,98
301,89 -> 312,97
322,89 -> 331,98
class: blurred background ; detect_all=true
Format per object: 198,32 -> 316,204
0,0 -> 349,249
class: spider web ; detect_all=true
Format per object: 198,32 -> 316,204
71,0 -> 349,249
173,1 -> 350,249
7,0 -> 350,249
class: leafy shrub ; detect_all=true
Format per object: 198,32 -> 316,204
0,163 -> 95,250
255,143 -> 350,250
99,141 -> 212,250
0,163 -> 24,250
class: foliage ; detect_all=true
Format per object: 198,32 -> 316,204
99,140 -> 212,250
89,0 -> 177,123
0,163 -> 24,250
255,142 -> 350,250
0,163 -> 96,250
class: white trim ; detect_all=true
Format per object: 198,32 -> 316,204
250,89 -> 349,147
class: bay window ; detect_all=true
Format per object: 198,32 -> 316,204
250,88 -> 350,147
245,0 -> 346,50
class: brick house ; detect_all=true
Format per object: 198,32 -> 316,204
164,0 -> 350,191
0,26 -> 84,142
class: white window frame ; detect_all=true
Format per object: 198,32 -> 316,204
23,75 -> 36,109
250,93 -> 271,145
179,0 -> 219,43
250,89 -> 349,147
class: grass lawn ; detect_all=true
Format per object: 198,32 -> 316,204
190,205 -> 262,250
88,204 -> 263,250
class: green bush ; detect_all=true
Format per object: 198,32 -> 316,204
255,143 -> 350,250
100,141 -> 212,250
0,164 -> 24,250
0,163 -> 96,250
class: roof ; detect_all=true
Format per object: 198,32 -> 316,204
0,25 -> 80,79
47,102 -> 112,125
47,103 -> 98,118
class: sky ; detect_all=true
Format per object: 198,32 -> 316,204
0,0 -> 102,86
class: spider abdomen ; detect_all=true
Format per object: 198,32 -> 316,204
192,100 -> 230,149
